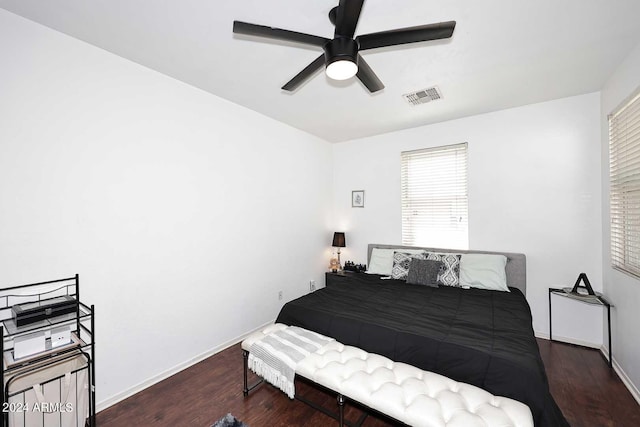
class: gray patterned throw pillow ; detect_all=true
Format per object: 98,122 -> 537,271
406,258 -> 442,287
426,252 -> 462,287
391,251 -> 426,280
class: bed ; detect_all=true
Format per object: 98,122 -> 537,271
275,244 -> 568,427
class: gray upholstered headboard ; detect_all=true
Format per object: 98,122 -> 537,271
367,244 -> 527,295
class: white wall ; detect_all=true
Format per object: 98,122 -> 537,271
0,10 -> 332,409
601,39 -> 640,399
332,93 -> 603,344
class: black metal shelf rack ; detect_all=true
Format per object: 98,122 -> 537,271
0,275 -> 95,427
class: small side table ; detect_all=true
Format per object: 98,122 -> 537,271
548,287 -> 613,368
325,271 -> 353,288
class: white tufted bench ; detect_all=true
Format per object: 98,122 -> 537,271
242,324 -> 533,427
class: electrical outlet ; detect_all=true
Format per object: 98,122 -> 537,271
310,280 -> 316,292
278,290 -> 283,300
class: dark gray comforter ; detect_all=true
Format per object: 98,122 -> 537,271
276,275 -> 568,427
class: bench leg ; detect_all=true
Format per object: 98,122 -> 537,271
243,350 -> 249,396
337,394 -> 345,427
242,349 -> 264,396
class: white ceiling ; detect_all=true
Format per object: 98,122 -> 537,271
2,0 -> 640,143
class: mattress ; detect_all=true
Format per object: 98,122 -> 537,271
276,274 -> 568,427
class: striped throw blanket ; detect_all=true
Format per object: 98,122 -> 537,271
248,326 -> 335,399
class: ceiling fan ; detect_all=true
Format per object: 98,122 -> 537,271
233,0 -> 456,93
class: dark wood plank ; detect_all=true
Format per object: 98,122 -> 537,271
97,339 -> 640,427
538,339 -> 640,427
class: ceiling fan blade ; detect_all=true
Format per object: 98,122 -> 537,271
282,54 -> 326,91
356,55 -> 384,93
356,21 -> 456,50
334,0 -> 365,38
233,21 -> 329,47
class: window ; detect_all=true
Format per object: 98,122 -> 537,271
609,90 -> 640,278
401,143 -> 468,249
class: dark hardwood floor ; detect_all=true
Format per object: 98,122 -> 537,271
97,339 -> 640,427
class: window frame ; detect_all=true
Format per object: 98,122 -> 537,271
609,88 -> 640,279
400,142 -> 469,250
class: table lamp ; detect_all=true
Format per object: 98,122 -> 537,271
332,232 -> 346,271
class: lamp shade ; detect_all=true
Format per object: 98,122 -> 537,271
332,232 -> 346,248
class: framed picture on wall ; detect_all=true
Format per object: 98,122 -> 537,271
352,190 -> 365,208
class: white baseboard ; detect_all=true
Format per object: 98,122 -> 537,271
601,345 -> 640,405
534,331 -> 600,349
96,319 -> 275,413
537,334 -> 640,405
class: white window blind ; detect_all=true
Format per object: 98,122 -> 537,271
609,90 -> 640,279
401,143 -> 468,249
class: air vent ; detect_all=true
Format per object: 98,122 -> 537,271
403,86 -> 442,106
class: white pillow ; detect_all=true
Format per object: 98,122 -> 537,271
459,254 -> 509,292
366,247 -> 425,276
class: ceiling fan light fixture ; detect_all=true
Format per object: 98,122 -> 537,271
326,59 -> 358,80
233,2 -> 456,93
323,38 -> 359,81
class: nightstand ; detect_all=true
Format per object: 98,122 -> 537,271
325,271 -> 354,288
548,287 -> 613,368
